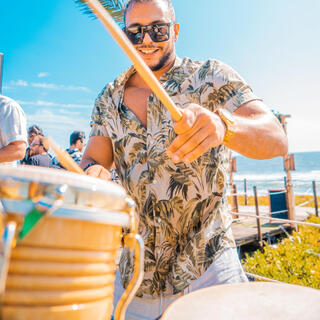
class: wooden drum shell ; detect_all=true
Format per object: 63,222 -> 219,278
1,215 -> 122,320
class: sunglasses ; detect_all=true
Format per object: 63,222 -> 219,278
30,142 -> 41,147
124,22 -> 174,45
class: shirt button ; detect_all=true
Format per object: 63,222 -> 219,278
153,179 -> 158,185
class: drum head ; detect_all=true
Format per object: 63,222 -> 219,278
161,282 -> 320,320
0,165 -> 127,211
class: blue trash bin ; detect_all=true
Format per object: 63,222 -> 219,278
269,189 -> 288,219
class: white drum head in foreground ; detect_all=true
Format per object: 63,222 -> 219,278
161,282 -> 320,320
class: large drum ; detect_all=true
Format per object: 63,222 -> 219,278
0,166 -> 144,320
161,282 -> 320,320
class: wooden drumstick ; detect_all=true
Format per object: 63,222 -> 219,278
82,0 -> 183,122
43,137 -> 85,175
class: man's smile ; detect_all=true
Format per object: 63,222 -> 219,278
137,47 -> 160,56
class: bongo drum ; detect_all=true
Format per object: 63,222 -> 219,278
0,166 -> 144,320
161,282 -> 320,320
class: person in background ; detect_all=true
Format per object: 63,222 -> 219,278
26,135 -> 52,167
51,131 -> 85,168
20,125 -> 44,165
0,94 -> 27,165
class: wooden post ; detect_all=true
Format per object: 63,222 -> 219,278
253,186 -> 263,247
313,181 -> 319,217
284,155 -> 296,229
231,184 -> 239,218
244,178 -> 248,206
279,115 -> 296,229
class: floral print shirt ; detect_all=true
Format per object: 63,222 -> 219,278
90,57 -> 259,298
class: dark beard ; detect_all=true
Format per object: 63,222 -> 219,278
150,51 -> 172,71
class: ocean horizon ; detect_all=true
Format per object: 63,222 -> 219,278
231,151 -> 320,196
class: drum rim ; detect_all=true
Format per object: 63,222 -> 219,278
2,200 -> 130,227
0,166 -> 126,197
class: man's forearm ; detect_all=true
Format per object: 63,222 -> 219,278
0,142 -> 27,163
225,102 -> 288,159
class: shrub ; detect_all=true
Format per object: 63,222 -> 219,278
243,215 -> 320,289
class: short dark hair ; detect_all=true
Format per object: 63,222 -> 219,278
28,125 -> 43,137
124,0 -> 175,25
70,131 -> 85,146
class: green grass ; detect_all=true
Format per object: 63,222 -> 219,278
243,215 -> 320,289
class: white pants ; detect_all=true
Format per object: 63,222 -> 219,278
113,247 -> 247,320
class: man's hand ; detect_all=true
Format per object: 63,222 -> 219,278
167,104 -> 226,164
84,164 -> 112,181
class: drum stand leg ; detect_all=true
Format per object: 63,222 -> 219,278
0,222 -> 17,299
114,199 -> 144,320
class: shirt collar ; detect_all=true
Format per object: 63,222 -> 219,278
113,56 -> 183,91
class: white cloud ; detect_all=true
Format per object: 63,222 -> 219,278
60,85 -> 91,93
31,82 -> 58,89
9,79 -> 91,92
10,80 -> 28,87
31,82 -> 91,92
37,72 -> 50,78
26,109 -> 90,149
17,99 -> 91,109
2,85 -> 13,90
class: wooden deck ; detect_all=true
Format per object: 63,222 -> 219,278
231,205 -> 312,246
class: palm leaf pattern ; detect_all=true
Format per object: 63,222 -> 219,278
75,0 -> 128,28
90,56 -> 259,297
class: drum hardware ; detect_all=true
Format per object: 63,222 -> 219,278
17,184 -> 68,242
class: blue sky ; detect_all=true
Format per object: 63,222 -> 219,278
1,0 -> 319,152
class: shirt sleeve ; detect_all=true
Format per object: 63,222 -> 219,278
211,60 -> 262,113
0,99 -> 28,146
89,87 -> 110,138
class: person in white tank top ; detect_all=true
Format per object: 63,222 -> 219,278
0,95 -> 27,166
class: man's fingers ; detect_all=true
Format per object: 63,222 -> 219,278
168,126 -> 210,163
97,166 -> 112,181
85,164 -> 111,181
181,137 -> 213,164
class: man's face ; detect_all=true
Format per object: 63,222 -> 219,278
29,137 -> 42,156
78,138 -> 85,152
125,0 -> 179,71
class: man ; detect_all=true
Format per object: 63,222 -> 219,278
0,95 -> 27,165
51,131 -> 85,168
81,0 -> 288,318
21,124 -> 44,164
26,135 -> 52,167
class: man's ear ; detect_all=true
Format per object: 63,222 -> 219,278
173,23 -> 180,42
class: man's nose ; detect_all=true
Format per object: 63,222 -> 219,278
142,31 -> 153,44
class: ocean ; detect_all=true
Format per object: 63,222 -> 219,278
232,151 -> 320,196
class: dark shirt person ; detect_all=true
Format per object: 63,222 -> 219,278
26,135 -> 52,167
51,131 -> 85,168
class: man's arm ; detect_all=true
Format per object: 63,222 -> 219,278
80,135 -> 114,180
167,100 -> 288,164
0,141 -> 27,163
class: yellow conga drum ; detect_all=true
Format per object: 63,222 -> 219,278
0,166 -> 144,320
161,282 -> 320,320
